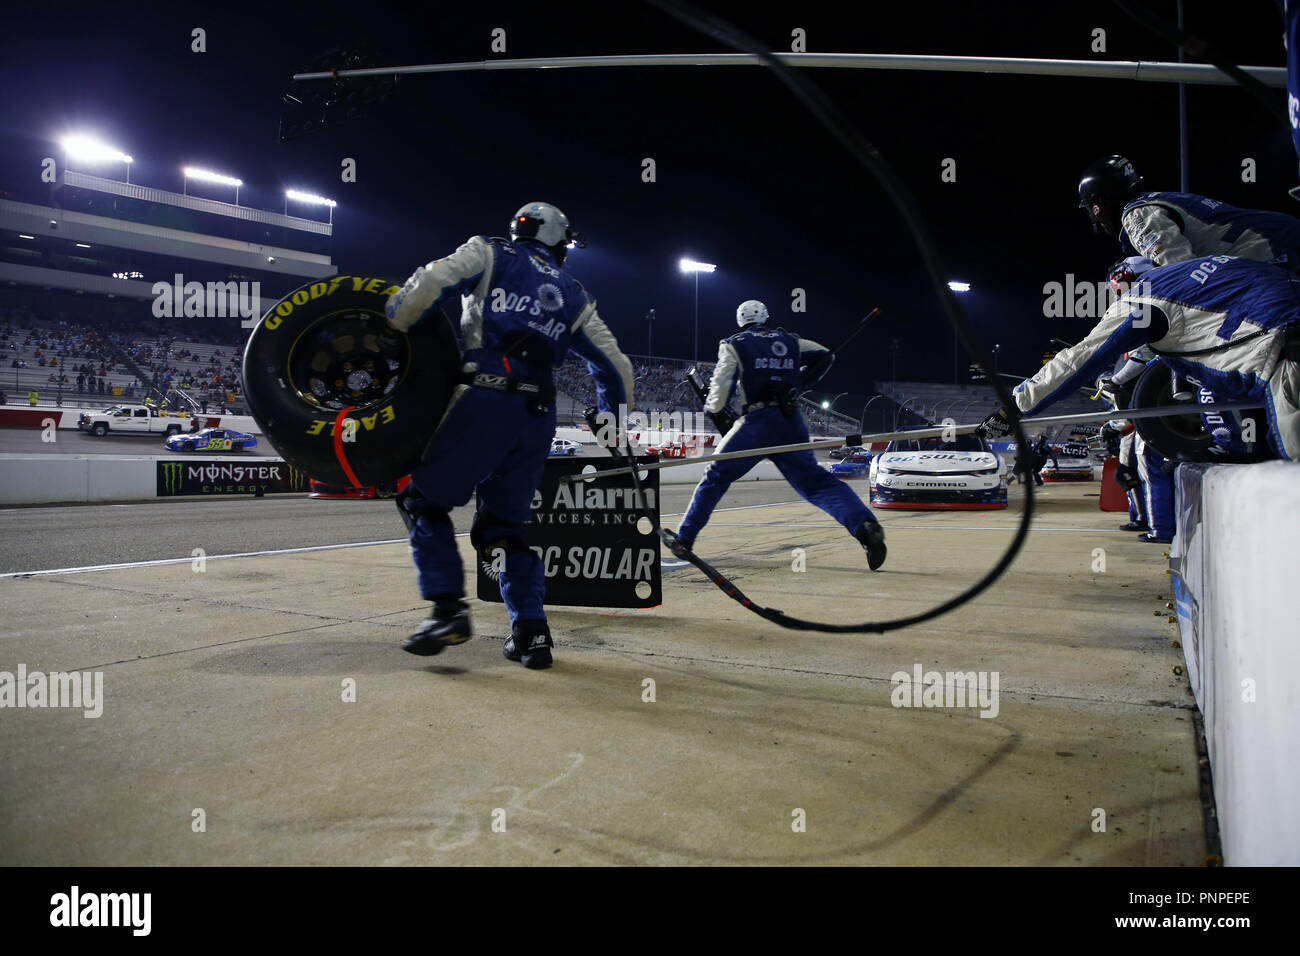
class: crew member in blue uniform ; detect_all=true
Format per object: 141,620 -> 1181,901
385,202 -> 634,669
666,300 -> 887,569
979,256 -> 1300,471
1078,154 -> 1300,269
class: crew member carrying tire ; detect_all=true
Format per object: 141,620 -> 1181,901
385,202 -> 634,670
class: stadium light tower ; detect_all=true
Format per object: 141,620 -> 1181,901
61,135 -> 133,182
679,257 -> 716,363
286,189 -> 338,224
184,167 -> 243,205
948,280 -> 972,385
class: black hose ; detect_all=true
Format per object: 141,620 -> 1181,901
605,0 -> 1037,633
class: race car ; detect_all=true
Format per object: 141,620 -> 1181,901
647,441 -> 691,459
829,444 -> 866,460
869,434 -> 1006,510
1039,441 -> 1096,482
308,475 -> 412,499
165,427 -> 257,453
829,451 -> 872,478
549,438 -> 581,457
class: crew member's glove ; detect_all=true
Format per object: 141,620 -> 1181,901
976,407 -> 1014,439
709,408 -> 737,435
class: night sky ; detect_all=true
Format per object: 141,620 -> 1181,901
1,0 -> 1295,403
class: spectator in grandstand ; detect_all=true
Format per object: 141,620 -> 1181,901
28,390 -> 38,405
0,389 -> 7,405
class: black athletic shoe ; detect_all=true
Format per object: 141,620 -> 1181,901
661,528 -> 691,556
503,620 -> 555,669
402,609 -> 472,656
1118,521 -> 1150,532
855,521 -> 887,571
1138,532 -> 1172,544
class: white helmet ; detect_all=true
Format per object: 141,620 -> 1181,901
736,300 -> 769,328
510,201 -> 578,258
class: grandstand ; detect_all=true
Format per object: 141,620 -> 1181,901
0,150 -> 336,411
877,379 -> 1105,435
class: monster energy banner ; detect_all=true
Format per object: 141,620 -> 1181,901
157,459 -> 309,496
476,456 -> 662,609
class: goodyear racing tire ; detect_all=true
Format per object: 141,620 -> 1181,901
1130,364 -> 1214,460
1130,363 -> 1269,462
241,274 -> 461,488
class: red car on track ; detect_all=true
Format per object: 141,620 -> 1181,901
309,475 -> 412,499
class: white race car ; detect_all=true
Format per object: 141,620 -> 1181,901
869,434 -> 1007,510
549,438 -> 581,457
1040,441 -> 1096,482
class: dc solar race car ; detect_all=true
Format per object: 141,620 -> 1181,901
869,434 -> 1006,510
165,427 -> 257,453
829,451 -> 872,478
549,438 -> 581,457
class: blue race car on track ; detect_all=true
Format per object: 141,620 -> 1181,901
829,451 -> 872,478
165,427 -> 258,453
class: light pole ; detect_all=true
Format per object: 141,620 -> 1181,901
948,280 -> 972,385
679,258 -> 716,364
895,396 -> 920,430
646,309 -> 655,357
822,392 -> 849,416
992,343 -> 1001,378
859,394 -> 884,432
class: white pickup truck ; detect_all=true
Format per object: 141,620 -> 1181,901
77,404 -> 194,437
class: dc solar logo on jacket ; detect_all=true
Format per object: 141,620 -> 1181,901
482,237 -> 591,364
731,327 -> 801,395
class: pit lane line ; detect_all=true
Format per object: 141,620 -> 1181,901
0,500 -> 807,579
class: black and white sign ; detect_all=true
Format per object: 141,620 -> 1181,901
476,456 -> 661,609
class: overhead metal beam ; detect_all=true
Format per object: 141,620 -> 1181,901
293,53 -> 1286,88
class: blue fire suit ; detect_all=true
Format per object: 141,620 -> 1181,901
386,236 -> 633,627
676,325 -> 876,547
1013,256 -> 1300,462
1120,191 -> 1300,270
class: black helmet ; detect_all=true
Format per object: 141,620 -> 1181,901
1078,155 -> 1145,237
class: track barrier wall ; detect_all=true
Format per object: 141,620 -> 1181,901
1171,460 -> 1300,865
